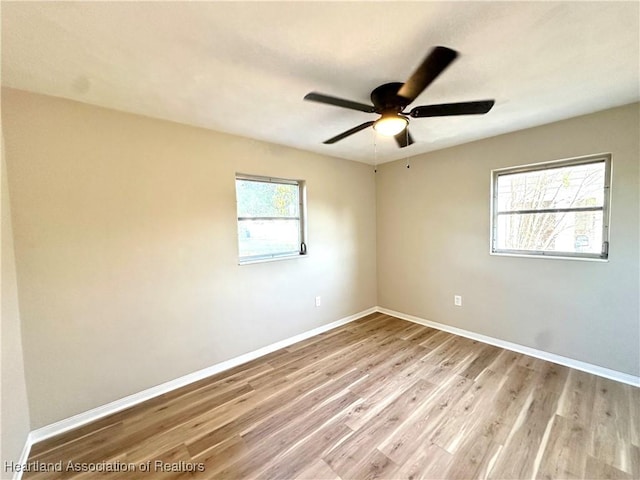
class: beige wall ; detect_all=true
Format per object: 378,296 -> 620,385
3,86 -> 638,435
1,128 -> 31,468
377,103 -> 640,376
2,88 -> 377,429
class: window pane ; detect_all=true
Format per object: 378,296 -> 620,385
497,161 -> 605,212
238,219 -> 300,258
496,210 -> 603,254
236,179 -> 299,218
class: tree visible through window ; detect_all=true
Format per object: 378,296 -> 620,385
235,174 -> 306,263
491,154 -> 611,259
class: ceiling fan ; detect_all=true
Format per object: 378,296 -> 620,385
304,46 -> 495,148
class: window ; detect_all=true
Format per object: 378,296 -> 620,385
491,154 -> 611,260
235,174 -> 307,264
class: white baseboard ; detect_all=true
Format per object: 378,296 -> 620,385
11,432 -> 34,480
376,306 -> 640,387
28,307 -> 376,447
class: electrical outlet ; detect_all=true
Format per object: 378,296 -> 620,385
315,296 -> 321,307
454,295 -> 462,307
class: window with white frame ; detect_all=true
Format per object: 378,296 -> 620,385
235,174 -> 307,264
491,154 -> 611,260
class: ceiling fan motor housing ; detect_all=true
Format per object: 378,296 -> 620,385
370,82 -> 411,112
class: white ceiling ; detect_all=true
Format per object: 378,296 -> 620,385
2,1 -> 639,164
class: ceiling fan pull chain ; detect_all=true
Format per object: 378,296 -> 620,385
406,129 -> 410,169
374,133 -> 378,173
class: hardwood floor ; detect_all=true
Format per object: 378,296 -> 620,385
24,313 -> 639,479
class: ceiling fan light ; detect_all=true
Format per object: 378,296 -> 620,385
373,115 -> 408,136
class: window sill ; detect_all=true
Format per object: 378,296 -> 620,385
490,251 -> 608,262
238,253 -> 308,266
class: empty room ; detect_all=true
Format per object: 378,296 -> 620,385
1,2 -> 639,479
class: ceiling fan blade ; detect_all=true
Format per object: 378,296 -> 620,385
397,46 -> 458,103
323,121 -> 375,144
304,92 -> 376,113
409,100 -> 495,118
394,129 -> 414,148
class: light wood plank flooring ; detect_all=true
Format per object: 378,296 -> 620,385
24,313 -> 639,479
